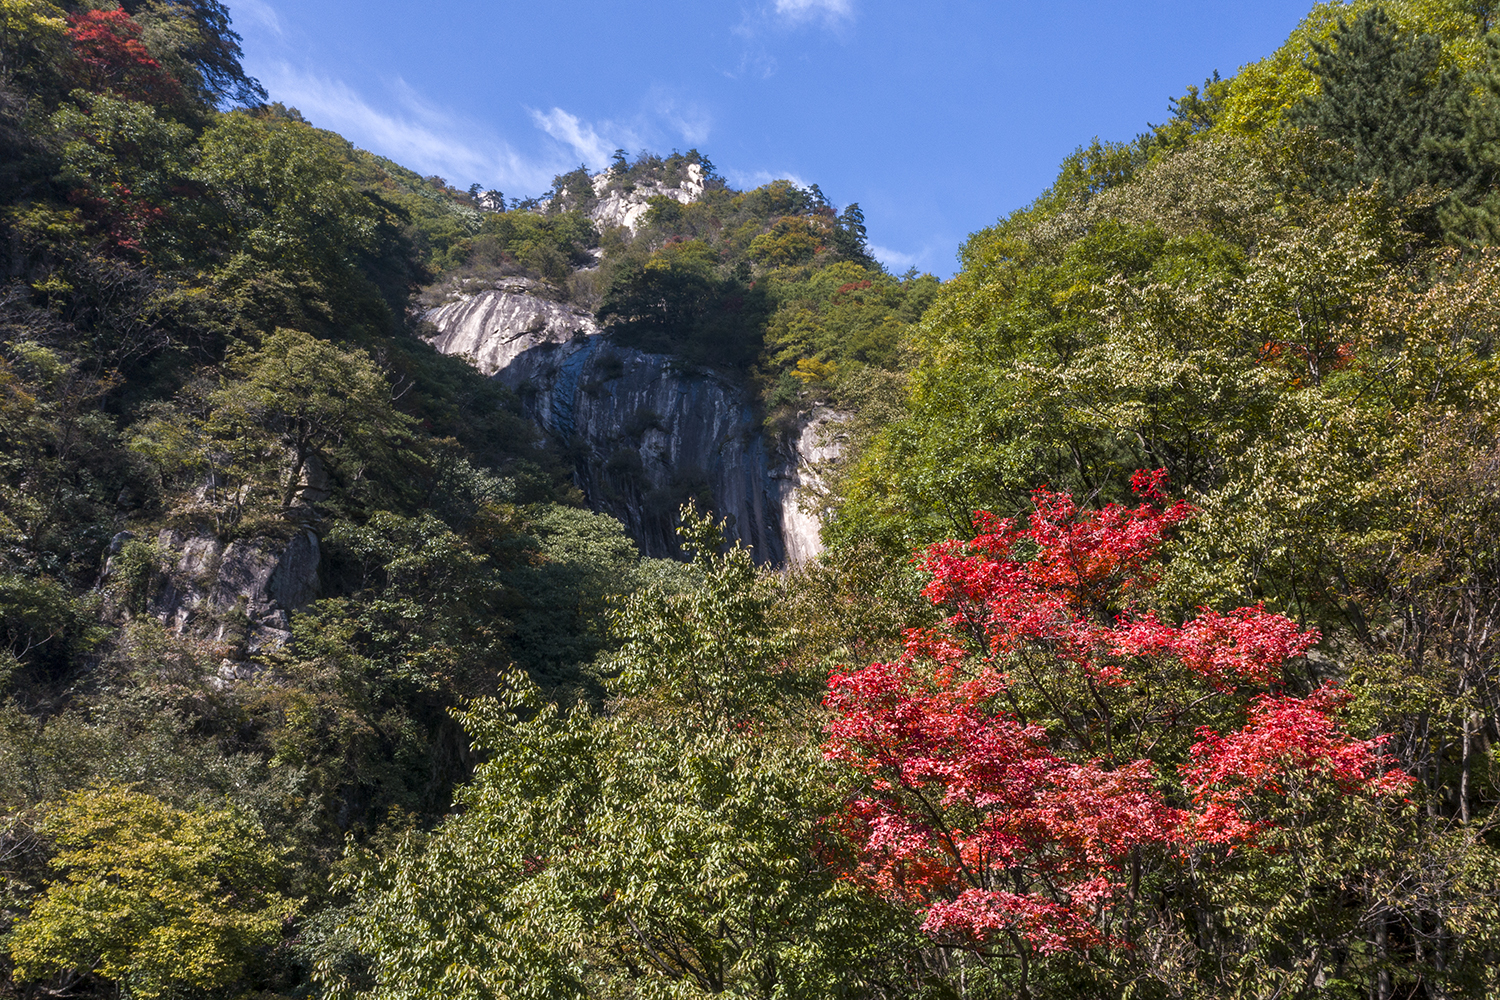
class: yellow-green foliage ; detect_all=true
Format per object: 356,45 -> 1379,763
130,328 -> 413,531
8,786 -> 297,999
0,0 -> 62,46
644,234 -> 719,274
1217,0 -> 1488,137
748,215 -> 824,267
762,260 -> 938,392
197,113 -> 383,278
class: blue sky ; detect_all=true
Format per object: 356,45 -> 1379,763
231,0 -> 1315,275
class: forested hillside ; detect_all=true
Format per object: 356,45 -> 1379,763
1,0 -> 1498,998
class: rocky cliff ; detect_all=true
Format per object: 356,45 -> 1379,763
424,284 -> 839,565
97,525 -> 323,680
147,527 -> 321,656
588,162 -> 705,232
425,277 -> 598,375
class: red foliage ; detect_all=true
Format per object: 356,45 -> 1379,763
913,469 -> 1197,684
824,654 -> 1180,951
66,10 -> 181,104
1182,684 -> 1414,846
1257,337 -> 1355,383
823,472 -> 1409,956
67,182 -> 165,256
1112,606 -> 1318,689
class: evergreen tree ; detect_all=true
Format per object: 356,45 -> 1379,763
1149,71 -> 1232,150
1293,7 -> 1463,204
832,202 -> 876,268
1439,31 -> 1500,245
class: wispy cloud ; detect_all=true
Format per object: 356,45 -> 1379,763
256,60 -> 718,196
528,107 -> 629,169
721,47 -> 779,81
771,0 -> 854,25
868,243 -> 920,271
258,63 -> 558,192
233,0 -> 283,36
724,167 -> 811,191
530,100 -> 712,168
728,0 -> 853,76
647,89 -> 713,146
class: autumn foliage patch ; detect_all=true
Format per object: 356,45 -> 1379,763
823,472 -> 1412,956
66,10 -> 181,104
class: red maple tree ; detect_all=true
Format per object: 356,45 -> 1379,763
823,472 -> 1411,957
66,9 -> 181,105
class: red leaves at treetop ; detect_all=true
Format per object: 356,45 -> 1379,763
61,10 -> 181,253
823,472 -> 1411,956
66,182 -> 167,256
1113,606 -> 1318,689
824,662 -> 1179,951
67,10 -> 182,105
914,469 -> 1197,683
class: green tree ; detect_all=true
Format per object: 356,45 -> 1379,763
747,215 -> 823,267
1291,7 -> 1464,205
496,503 -> 652,693
0,572 -> 103,691
830,202 -> 875,267
599,239 -> 769,368
49,92 -> 195,262
1439,30 -> 1500,245
194,112 -> 407,334
256,509 -> 509,826
323,511 -> 923,999
8,786 -> 297,1000
214,328 -> 412,511
133,328 -> 414,526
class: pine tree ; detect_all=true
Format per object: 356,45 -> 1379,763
1293,7 -> 1464,204
832,202 -> 875,268
1439,32 -> 1500,245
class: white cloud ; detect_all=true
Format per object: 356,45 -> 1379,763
772,0 -> 854,24
720,44 -> 779,80
724,167 -> 811,191
233,0 -> 283,36
258,63 -> 556,192
530,102 -> 717,170
729,0 -> 852,71
647,90 -> 713,146
254,69 -> 716,198
529,107 -> 628,170
868,243 -> 920,271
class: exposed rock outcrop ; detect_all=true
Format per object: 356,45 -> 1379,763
775,408 -> 847,566
150,528 -> 321,662
424,285 -> 840,565
424,278 -> 597,375
588,162 -> 705,233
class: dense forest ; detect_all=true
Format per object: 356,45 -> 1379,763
1,0 -> 1498,998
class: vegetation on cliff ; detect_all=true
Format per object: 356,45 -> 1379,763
1,0 -> 1498,998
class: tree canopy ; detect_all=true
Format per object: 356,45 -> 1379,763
3,1 -> 1500,998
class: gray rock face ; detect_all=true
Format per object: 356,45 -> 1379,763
424,278 -> 598,376
151,528 -> 321,655
268,530 -> 321,611
425,286 -> 839,565
775,409 -> 847,567
537,163 -> 705,234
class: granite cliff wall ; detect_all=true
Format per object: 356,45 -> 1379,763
424,284 -> 840,565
